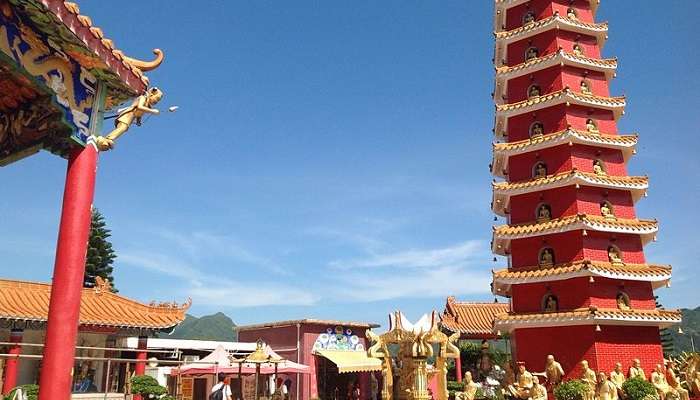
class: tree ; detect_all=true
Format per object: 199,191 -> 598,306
84,208 -> 117,290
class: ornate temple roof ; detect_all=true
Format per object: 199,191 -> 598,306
492,170 -> 648,216
0,278 -> 190,331
492,129 -> 637,177
493,307 -> 682,332
494,50 -> 617,105
439,296 -> 509,338
494,88 -> 626,136
492,214 -> 658,255
494,13 -> 608,66
492,260 -> 672,295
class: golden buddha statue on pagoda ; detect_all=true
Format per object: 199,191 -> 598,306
534,163 -> 548,178
616,293 -> 631,311
457,372 -> 479,400
580,81 -> 592,95
651,364 -> 674,400
596,372 -> 618,400
507,362 -> 534,400
544,355 -> 565,387
523,12 -> 536,25
526,47 -> 539,61
540,248 -> 554,267
531,122 -> 544,138
666,360 -> 689,400
543,295 -> 558,312
593,160 -> 606,175
610,362 -> 626,399
573,43 -> 584,56
580,360 -> 597,400
586,119 -> 600,134
629,359 -> 646,380
608,247 -> 624,266
531,376 -> 548,400
567,8 -> 578,20
601,202 -> 616,220
528,85 -> 542,98
537,204 -> 552,222
96,87 -> 164,151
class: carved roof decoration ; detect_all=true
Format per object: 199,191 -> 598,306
492,214 -> 658,255
494,50 -> 617,105
493,307 -> 682,332
493,1 -> 601,33
492,170 -> 647,216
439,296 -> 509,338
0,278 -> 190,331
494,88 -> 626,137
491,129 -> 638,177
492,260 -> 672,295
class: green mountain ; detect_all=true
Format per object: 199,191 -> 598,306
669,307 -> 700,353
161,312 -> 237,341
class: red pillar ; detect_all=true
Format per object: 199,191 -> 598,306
2,329 -> 23,395
37,145 -> 98,400
133,336 -> 148,400
455,355 -> 462,383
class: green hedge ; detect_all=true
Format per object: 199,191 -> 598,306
4,384 -> 39,400
554,380 -> 589,400
622,377 -> 658,400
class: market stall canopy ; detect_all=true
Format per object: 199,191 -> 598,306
314,349 -> 382,373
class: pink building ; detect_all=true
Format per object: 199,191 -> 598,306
237,319 -> 380,400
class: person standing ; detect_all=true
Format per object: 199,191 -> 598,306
211,373 -> 233,400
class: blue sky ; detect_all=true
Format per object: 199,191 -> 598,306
2,1 -> 699,327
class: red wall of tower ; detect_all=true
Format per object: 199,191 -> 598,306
505,105 -> 618,142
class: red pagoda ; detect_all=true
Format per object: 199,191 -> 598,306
488,0 -> 681,378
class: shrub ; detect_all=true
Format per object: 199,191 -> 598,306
622,377 -> 658,400
554,380 -> 589,400
130,375 -> 167,397
4,384 -> 39,400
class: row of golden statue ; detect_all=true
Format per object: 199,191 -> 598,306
457,353 -> 700,400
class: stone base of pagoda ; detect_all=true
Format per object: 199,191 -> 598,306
511,324 -> 663,380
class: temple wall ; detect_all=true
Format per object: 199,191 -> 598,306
505,105 -> 618,143
581,232 -> 646,264
505,0 -> 554,31
510,231 -> 584,267
507,30 -> 560,66
593,326 -> 664,374
506,66 -> 564,103
507,143 -> 574,181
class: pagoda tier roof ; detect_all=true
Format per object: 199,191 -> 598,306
494,88 -> 626,136
493,0 -> 600,33
0,278 -> 190,332
492,260 -> 672,295
492,129 -> 637,177
494,50 -> 617,105
494,13 -> 608,67
492,170 -> 647,216
439,296 -> 510,338
493,307 -> 681,333
492,214 -> 658,255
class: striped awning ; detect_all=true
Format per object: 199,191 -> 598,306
315,350 -> 382,373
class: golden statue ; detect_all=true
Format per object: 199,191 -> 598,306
580,81 -> 592,95
596,372 -> 618,400
601,203 -> 615,220
526,47 -> 539,61
540,248 -> 554,267
616,293 -> 631,311
457,372 -> 479,400
507,362 -> 534,400
666,361 -> 689,400
593,160 -> 606,175
608,247 -> 624,266
629,359 -> 646,380
543,295 -> 558,312
651,364 -> 673,400
567,8 -> 578,20
573,43 -> 584,56
545,355 -> 565,387
537,205 -> 552,222
523,12 -> 536,25
528,85 -> 541,98
96,87 -> 164,151
531,376 -> 548,400
586,119 -> 599,133
534,163 -> 548,178
580,360 -> 597,400
531,122 -> 544,137
367,329 -> 393,400
610,363 -> 626,400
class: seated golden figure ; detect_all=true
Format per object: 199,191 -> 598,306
528,85 -> 542,98
540,248 -> 554,267
610,363 -> 626,400
600,203 -> 615,220
537,205 -> 552,222
580,360 -> 597,400
608,247 -> 624,266
457,371 -> 479,400
593,160 -> 606,175
573,44 -> 584,56
534,163 -> 547,178
651,364 -> 674,400
543,295 -> 558,312
597,372 -> 618,400
531,122 -> 544,137
96,87 -> 163,151
629,359 -> 646,380
567,8 -> 578,20
580,81 -> 592,95
523,12 -> 536,25
545,355 -> 565,387
616,293 -> 631,311
531,376 -> 548,400
666,361 -> 690,400
586,118 -> 599,133
526,47 -> 539,61
508,362 -> 534,400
